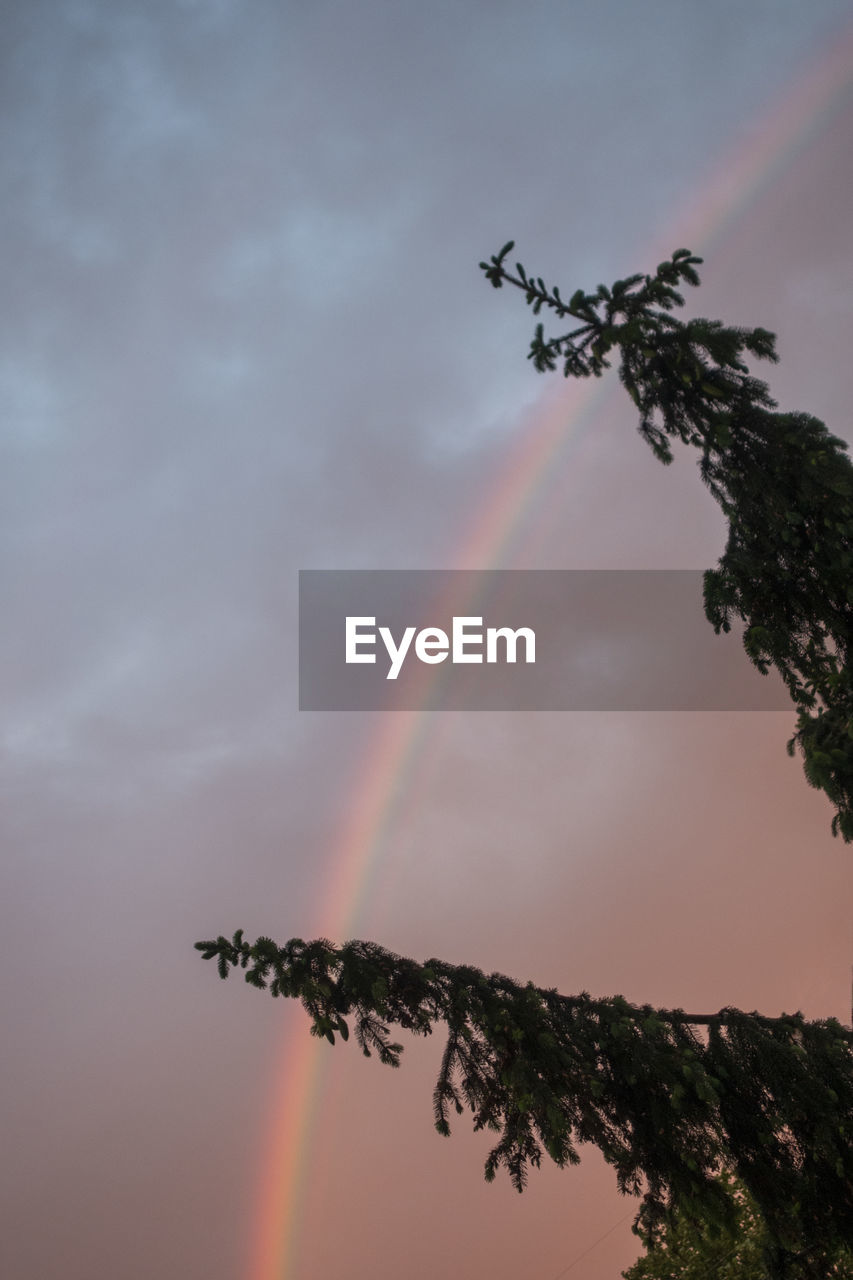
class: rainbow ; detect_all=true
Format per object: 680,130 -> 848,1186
247,24 -> 853,1279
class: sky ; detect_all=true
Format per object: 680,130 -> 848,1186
2,3 -> 853,1278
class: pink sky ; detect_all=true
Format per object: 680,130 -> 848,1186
2,6 -> 852,1280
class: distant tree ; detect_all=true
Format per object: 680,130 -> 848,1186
622,1171 -> 853,1280
199,248 -> 853,1279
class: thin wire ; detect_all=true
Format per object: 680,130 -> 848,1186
545,1207 -> 752,1280
546,1208 -> 635,1280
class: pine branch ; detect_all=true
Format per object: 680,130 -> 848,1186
481,244 -> 853,841
196,931 -> 853,1274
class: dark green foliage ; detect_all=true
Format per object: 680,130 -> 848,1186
196,932 -> 853,1278
623,1171 -> 853,1280
479,243 -> 853,840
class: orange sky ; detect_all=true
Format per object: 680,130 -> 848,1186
2,7 -> 852,1280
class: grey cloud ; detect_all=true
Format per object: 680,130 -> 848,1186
2,4 -> 852,1278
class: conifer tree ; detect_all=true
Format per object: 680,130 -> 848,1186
478,242 -> 853,842
198,247 -> 853,1280
622,1172 -> 853,1280
197,932 -> 853,1278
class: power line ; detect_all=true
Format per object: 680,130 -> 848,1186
544,1204 -> 751,1280
546,1209 -> 635,1280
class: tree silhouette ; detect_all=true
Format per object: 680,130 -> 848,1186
198,247 -> 853,1279
621,1171 -> 853,1280
480,242 -> 853,843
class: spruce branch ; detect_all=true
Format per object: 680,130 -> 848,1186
481,244 -> 853,840
196,931 -> 853,1274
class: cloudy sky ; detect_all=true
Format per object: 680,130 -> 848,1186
3,3 -> 853,1278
